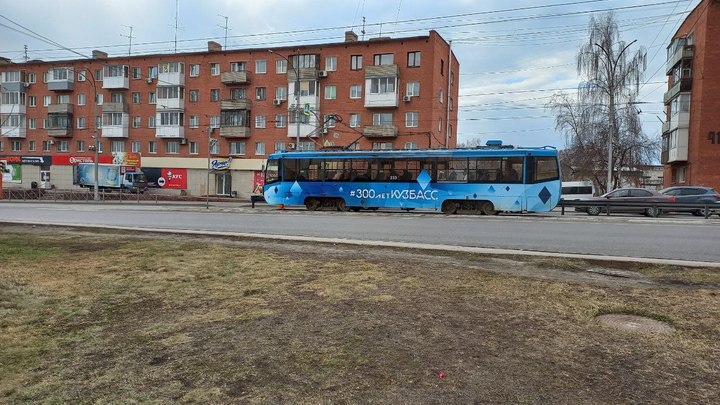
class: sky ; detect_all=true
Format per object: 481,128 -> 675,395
0,0 -> 700,150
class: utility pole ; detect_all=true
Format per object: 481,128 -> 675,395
218,15 -> 229,50
121,25 -> 134,56
268,50 -> 301,150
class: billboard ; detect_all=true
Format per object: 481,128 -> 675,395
143,168 -> 187,189
1,160 -> 22,183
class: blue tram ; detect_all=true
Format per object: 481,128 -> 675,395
263,144 -> 561,214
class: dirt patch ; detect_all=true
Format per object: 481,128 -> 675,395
597,314 -> 675,334
1,224 -> 719,403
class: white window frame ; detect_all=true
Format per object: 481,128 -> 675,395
255,59 -> 267,74
275,114 -> 287,128
255,115 -> 266,128
131,141 -> 141,153
210,63 -> 220,76
190,64 -> 200,77
189,141 -> 199,154
350,84 -> 362,99
350,113 -> 361,128
149,141 -> 157,154
276,59 -> 287,74
405,112 -> 419,128
325,56 -> 337,71
406,82 -> 420,97
230,141 -> 246,155
166,141 -> 180,154
255,142 -> 265,156
324,85 -> 337,100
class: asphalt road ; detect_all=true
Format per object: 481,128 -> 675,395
1,202 -> 718,263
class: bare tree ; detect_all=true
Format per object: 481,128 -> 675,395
548,12 -> 656,193
457,137 -> 485,148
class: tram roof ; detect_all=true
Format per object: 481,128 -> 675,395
268,146 -> 558,160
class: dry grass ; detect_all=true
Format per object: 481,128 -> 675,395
1,225 -> 719,403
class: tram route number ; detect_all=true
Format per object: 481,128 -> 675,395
350,188 -> 439,201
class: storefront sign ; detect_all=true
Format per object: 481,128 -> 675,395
142,167 -> 187,189
0,155 -> 50,166
53,155 -> 114,165
211,157 -> 233,171
112,152 -> 141,166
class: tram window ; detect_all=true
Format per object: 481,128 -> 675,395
350,159 -> 371,181
298,159 -> 321,181
403,160 -> 420,181
471,158 -> 502,182
436,159 -> 448,181
265,159 -> 279,184
533,156 -> 559,182
500,157 -> 523,183
438,159 -> 467,182
283,159 -> 298,181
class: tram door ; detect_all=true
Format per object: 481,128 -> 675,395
215,173 -> 232,196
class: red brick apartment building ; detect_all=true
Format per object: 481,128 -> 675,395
0,30 -> 459,197
662,0 -> 720,190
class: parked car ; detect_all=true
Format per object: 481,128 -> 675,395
580,188 -> 675,217
659,186 -> 720,216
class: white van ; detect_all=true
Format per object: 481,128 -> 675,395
561,181 -> 595,200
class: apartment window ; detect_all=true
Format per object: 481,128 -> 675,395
132,67 -> 141,79
405,142 -> 417,149
105,113 -> 123,126
210,115 -> 220,129
189,64 -> 200,77
325,56 -> 337,71
256,87 -> 266,100
148,66 -> 158,78
77,70 -> 86,82
230,141 -> 246,155
210,140 -> 219,155
440,59 -> 444,76
373,53 -> 394,66
323,114 -> 336,128
97,142 -> 104,153
231,88 -> 246,100
350,84 -> 362,99
95,116 -> 102,129
111,140 -> 125,152
148,116 -> 156,128
351,55 -> 362,70
149,92 -> 156,104
324,85 -> 337,100
189,141 -> 199,154
255,142 -> 265,156
450,71 -> 454,85
77,93 -> 85,106
190,89 -> 199,102
76,117 -> 85,129
132,116 -> 141,128
439,88 -> 444,104
350,113 -> 361,128
43,141 -> 51,151
157,87 -> 183,100
28,118 -> 36,129
210,63 -> 220,76
76,140 -> 85,152
11,140 -> 22,151
407,51 -> 421,67
275,141 -> 286,152
96,94 -> 103,105
406,82 -> 420,97
299,81 -> 317,97
210,89 -> 220,102
56,140 -> 69,152
132,92 -> 141,104
255,115 -> 266,128
43,96 -> 51,107
297,141 -> 315,151
438,117 -> 443,132
276,59 -> 287,74
255,60 -> 267,74
110,92 -> 124,103
230,62 -> 247,72
189,115 -> 199,128
131,141 -> 141,153
159,112 -> 183,126
166,141 -> 180,154
405,112 -> 419,127
449,97 -> 453,111
149,141 -> 157,154
372,142 -> 393,150
275,114 -> 287,128
372,113 -> 393,126
276,86 -> 287,100
28,73 -> 36,83
370,77 -> 396,94
29,96 -> 37,107
28,141 -> 36,151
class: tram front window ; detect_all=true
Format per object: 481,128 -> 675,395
265,159 -> 279,184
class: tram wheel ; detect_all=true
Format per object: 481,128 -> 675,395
480,201 -> 497,215
336,199 -> 350,211
441,200 -> 458,215
305,198 -> 321,211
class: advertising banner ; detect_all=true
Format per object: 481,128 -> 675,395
142,168 -> 187,189
52,155 -> 114,165
1,160 -> 22,183
253,170 -> 264,194
210,157 -> 232,171
112,152 -> 141,166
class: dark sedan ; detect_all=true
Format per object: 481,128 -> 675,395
580,188 -> 675,217
659,186 -> 720,216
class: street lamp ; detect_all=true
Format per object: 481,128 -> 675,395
269,50 -> 300,150
81,68 -> 101,201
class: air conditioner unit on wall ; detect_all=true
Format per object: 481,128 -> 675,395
273,98 -> 282,106
318,70 -> 328,78
179,139 -> 187,145
403,95 -> 412,102
146,77 -> 154,84
288,142 -> 296,149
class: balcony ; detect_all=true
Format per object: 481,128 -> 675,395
221,71 -> 249,85
661,150 -> 668,164
220,99 -> 251,110
46,113 -> 73,137
1,102 -> 26,115
663,78 -> 692,104
666,45 -> 694,75
666,129 -> 688,163
156,97 -> 184,110
0,81 -> 27,93
220,126 -> 250,138
155,125 -> 185,138
102,65 -> 130,89
47,68 -> 74,91
365,64 -> 399,78
363,125 -> 398,138
47,126 -> 73,137
662,120 -> 670,134
48,103 -> 74,115
287,67 -> 319,81
0,124 -> 26,138
158,62 -> 185,86
101,113 -> 129,138
102,102 -> 128,113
